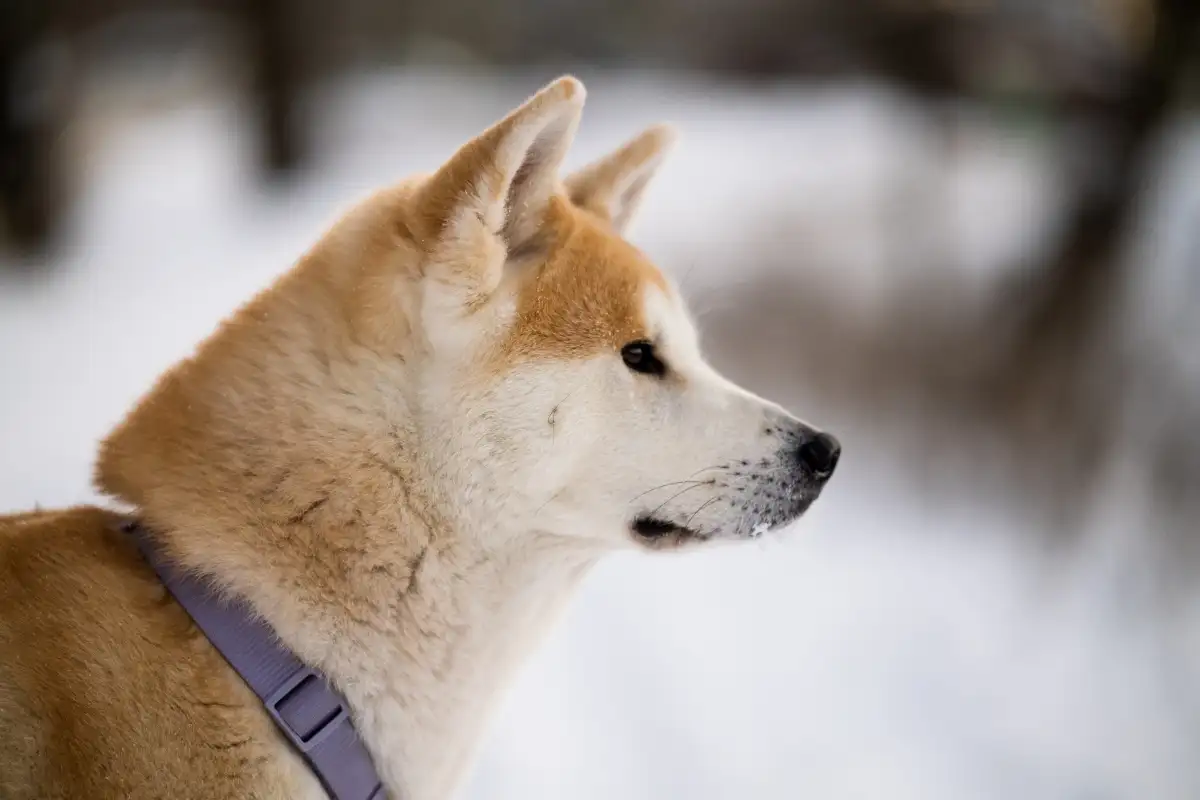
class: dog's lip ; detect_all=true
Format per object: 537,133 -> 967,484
632,515 -> 701,542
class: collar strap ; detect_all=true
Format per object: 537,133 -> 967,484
124,522 -> 385,800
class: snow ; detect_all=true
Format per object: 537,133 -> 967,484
2,68 -> 1197,799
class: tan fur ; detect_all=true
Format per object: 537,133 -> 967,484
0,508 -> 323,799
565,124 -> 676,232
499,196 -> 668,365
1,76 -> 834,800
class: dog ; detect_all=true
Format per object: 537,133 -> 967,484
0,76 -> 840,799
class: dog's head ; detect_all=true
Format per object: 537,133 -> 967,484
98,77 -> 838,552
371,77 -> 839,549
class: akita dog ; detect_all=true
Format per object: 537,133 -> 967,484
0,76 -> 839,799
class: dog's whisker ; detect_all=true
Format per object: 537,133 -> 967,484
687,464 -> 727,479
628,478 -> 708,505
532,485 -> 569,519
645,481 -> 711,519
684,496 -> 722,531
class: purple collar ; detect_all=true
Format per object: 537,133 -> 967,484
123,521 -> 385,800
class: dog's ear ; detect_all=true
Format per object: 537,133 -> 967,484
417,76 -> 584,300
565,124 -> 675,234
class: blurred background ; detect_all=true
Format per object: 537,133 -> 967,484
1,0 -> 1198,797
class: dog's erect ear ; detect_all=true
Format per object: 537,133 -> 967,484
417,76 -> 584,295
565,124 -> 675,234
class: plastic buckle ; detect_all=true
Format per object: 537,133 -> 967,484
264,667 -> 349,753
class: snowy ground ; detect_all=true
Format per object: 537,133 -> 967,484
1,68 -> 1197,799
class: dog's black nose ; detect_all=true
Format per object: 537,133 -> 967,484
796,431 -> 841,479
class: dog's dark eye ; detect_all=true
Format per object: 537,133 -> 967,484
620,340 -> 666,377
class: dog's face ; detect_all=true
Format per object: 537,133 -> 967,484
395,78 -> 839,549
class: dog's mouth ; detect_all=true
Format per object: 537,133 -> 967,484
632,515 -> 705,547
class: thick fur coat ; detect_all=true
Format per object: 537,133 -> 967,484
0,77 -> 839,799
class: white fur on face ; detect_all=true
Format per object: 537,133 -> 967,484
414,273 -> 832,549
397,77 -> 838,550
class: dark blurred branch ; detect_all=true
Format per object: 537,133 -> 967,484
0,1 -> 65,253
242,0 -> 305,175
938,0 -> 1200,504
987,0 -> 1196,417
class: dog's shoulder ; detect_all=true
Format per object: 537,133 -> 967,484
0,507 -> 143,640
0,507 -> 324,800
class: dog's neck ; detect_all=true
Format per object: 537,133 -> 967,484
201,480 -> 599,800
344,524 -> 598,799
282,502 -> 599,800
95,262 -> 604,799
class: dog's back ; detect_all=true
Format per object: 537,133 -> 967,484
0,508 -> 321,799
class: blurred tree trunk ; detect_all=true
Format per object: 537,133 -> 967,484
0,1 -> 65,254
984,0 -> 1197,476
243,0 -> 305,175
